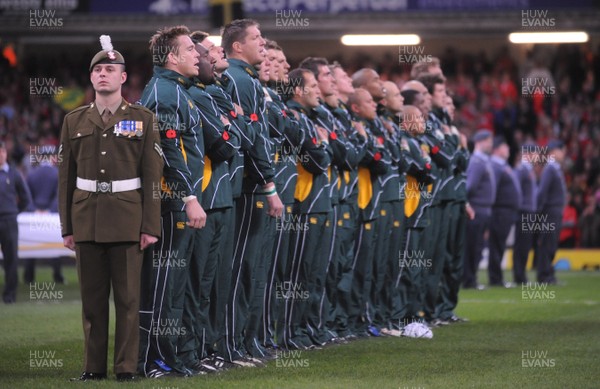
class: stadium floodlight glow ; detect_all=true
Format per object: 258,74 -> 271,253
207,35 -> 222,46
508,31 -> 588,44
341,34 -> 421,46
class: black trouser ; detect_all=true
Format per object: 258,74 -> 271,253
178,207 -> 231,366
424,201 -> 451,320
138,211 -> 192,375
332,202 -> 359,337
0,216 -> 19,303
24,258 -> 63,283
228,194 -> 274,359
436,201 -> 467,320
512,211 -> 535,283
488,207 -> 517,285
263,204 -> 294,348
463,206 -> 491,288
384,200 -> 405,329
533,208 -> 563,283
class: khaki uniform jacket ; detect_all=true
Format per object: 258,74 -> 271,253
58,100 -> 163,242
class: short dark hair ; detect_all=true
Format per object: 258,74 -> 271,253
221,19 -> 259,55
190,30 -> 209,44
329,61 -> 343,72
416,73 -> 446,94
410,57 -> 441,79
265,39 -> 282,51
284,68 -> 311,101
149,25 -> 191,67
299,57 -> 328,81
400,89 -> 420,106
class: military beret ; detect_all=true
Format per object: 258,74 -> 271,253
493,135 -> 507,149
89,35 -> 125,71
472,129 -> 493,143
547,139 -> 564,151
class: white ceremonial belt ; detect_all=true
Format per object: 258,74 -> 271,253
76,177 -> 141,193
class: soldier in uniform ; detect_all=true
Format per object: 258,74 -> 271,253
58,36 -> 163,381
534,140 -> 567,284
463,129 -> 496,289
489,136 -> 521,287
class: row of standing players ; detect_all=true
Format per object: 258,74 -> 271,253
57,20 -> 565,381
135,21 -> 472,378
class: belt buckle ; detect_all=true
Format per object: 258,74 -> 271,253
97,181 -> 111,193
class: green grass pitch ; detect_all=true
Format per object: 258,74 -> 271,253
1,265 -> 599,388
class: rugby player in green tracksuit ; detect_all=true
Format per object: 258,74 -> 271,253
202,39 -> 258,365
398,105 -> 433,323
329,101 -> 369,338
437,110 -> 471,323
138,26 -> 205,378
320,93 -> 362,341
283,68 -> 333,349
311,102 -> 348,343
368,108 -> 402,334
329,64 -> 369,338
260,46 -> 305,349
177,41 -> 241,373
347,88 -> 391,336
298,57 -> 347,344
417,74 -> 458,325
221,19 -> 284,362
423,108 -> 459,325
378,91 -> 410,333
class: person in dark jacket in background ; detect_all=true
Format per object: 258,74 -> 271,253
0,140 -> 32,303
533,140 -> 567,284
463,129 -> 496,290
24,147 -> 63,284
488,136 -> 521,287
512,143 -> 538,284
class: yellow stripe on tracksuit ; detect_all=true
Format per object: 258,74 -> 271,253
357,167 -> 372,210
295,163 -> 313,202
180,135 -> 188,163
404,175 -> 420,218
202,156 -> 212,192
